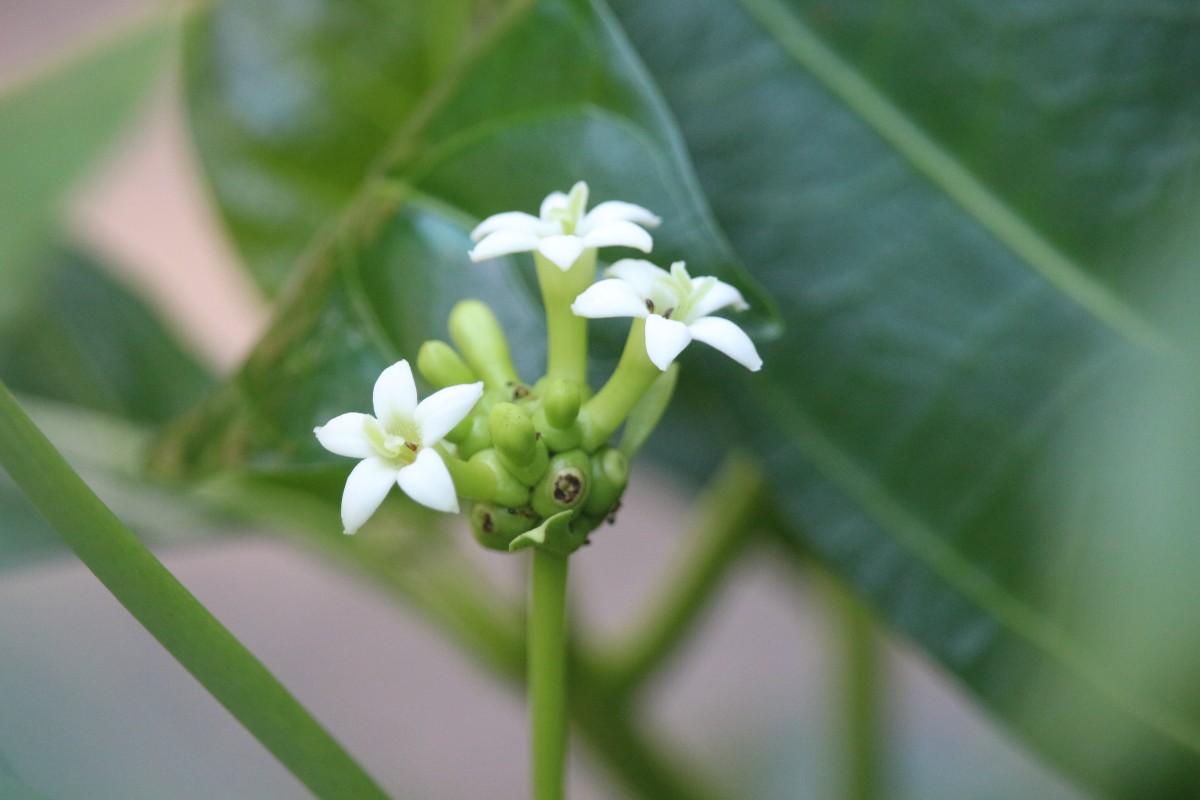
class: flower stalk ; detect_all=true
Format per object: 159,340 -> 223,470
537,250 -> 595,383
579,319 -> 662,451
530,547 -> 570,800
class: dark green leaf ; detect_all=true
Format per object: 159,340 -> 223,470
0,247 -> 214,424
183,0 -> 769,323
0,15 -> 172,324
0,247 -> 216,569
605,0 -> 1200,795
156,0 -> 769,478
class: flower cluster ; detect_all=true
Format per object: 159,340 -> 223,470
316,181 -> 761,548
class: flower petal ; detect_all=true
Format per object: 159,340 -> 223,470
688,316 -> 763,371
468,229 -> 542,262
571,279 -> 651,319
537,235 -> 587,270
373,360 -> 418,428
606,259 -> 668,298
397,449 -> 460,513
579,200 -> 661,231
469,211 -> 547,242
415,381 -> 484,444
341,457 -> 399,533
688,277 -> 750,321
540,190 -> 569,219
644,315 -> 693,371
314,412 -> 374,459
580,220 -> 653,253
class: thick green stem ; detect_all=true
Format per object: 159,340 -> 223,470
530,548 -> 571,800
537,250 -> 595,384
604,455 -> 765,692
834,581 -> 883,800
580,320 -> 661,450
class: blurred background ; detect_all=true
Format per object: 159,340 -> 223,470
0,0 -> 1127,797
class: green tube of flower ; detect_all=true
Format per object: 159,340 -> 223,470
448,300 -> 522,391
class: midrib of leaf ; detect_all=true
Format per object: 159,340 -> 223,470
753,373 -> 1200,758
735,0 -> 1175,359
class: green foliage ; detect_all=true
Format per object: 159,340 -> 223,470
0,15 -> 172,325
5,0 -> 1199,796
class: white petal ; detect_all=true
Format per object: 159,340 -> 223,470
689,316 -> 763,371
415,381 -> 484,444
373,360 -> 418,428
540,191 -> 569,219
341,457 -> 399,533
397,449 -> 460,513
580,220 -> 653,253
578,200 -> 661,231
468,229 -> 542,262
570,279 -> 651,319
537,235 -> 586,270
606,259 -> 669,298
469,211 -> 547,242
644,315 -> 693,371
314,412 -> 374,459
688,277 -> 749,321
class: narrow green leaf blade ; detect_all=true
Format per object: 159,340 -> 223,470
0,383 -> 388,800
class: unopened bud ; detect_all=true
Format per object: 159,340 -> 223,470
583,447 -> 628,516
532,450 -> 592,518
470,503 -> 539,551
417,340 -> 477,388
469,449 -> 531,507
448,300 -> 520,389
489,403 -> 548,485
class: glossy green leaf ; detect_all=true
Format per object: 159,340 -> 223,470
155,0 -> 768,478
171,0 -> 1200,795
0,15 -> 172,324
182,0 -> 768,320
604,0 -> 1200,795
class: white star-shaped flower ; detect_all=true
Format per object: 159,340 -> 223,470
314,360 -> 483,533
570,259 -> 763,372
468,181 -> 661,271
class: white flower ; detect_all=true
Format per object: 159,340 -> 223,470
314,360 -> 483,533
570,259 -> 763,372
468,181 -> 661,271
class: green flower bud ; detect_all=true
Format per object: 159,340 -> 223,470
470,503 -> 539,551
417,340 -> 477,388
532,449 -> 592,519
530,379 -> 584,452
468,448 -> 531,507
488,402 -> 549,485
543,380 -> 581,429
448,300 -> 521,389
583,447 -> 628,516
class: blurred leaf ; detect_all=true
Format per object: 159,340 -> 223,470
154,0 -> 768,477
606,0 -> 1200,795
182,0 -> 769,321
0,247 -> 214,424
0,248 -> 217,569
0,14 -> 173,324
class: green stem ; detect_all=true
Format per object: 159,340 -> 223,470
604,455 -> 765,692
537,250 -> 595,383
580,319 -> 661,450
0,383 -> 387,800
530,548 -> 571,800
834,580 -> 883,800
